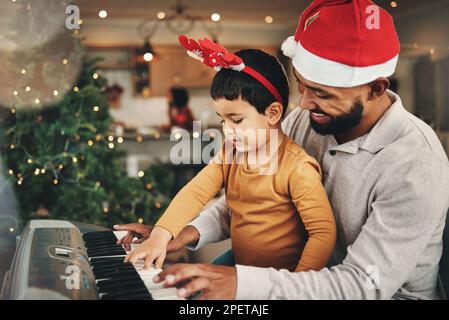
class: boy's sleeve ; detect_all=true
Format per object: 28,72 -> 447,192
155,149 -> 225,238
288,156 -> 337,272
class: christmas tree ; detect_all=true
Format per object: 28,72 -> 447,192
0,0 -> 174,228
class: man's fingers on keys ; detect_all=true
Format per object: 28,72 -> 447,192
123,241 -> 131,252
156,264 -> 200,285
177,277 -> 211,298
116,231 -> 133,245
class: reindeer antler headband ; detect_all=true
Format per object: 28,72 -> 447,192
178,35 -> 283,104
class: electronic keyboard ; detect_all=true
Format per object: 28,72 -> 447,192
1,220 -> 183,300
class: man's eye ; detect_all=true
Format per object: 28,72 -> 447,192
232,119 -> 243,124
315,92 -> 330,99
219,119 -> 225,124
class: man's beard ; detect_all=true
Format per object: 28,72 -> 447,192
309,99 -> 364,136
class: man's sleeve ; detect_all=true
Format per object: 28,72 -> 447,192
235,160 -> 449,299
186,194 -> 231,250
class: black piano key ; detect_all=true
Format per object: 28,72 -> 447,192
83,231 -> 116,238
94,269 -> 140,280
90,256 -> 126,264
96,274 -> 142,283
100,287 -> 150,300
93,267 -> 137,278
87,247 -> 126,256
97,279 -> 144,291
92,261 -> 134,270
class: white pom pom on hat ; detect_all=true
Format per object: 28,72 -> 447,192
281,36 -> 297,58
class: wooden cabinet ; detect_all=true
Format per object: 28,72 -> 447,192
150,46 -> 215,96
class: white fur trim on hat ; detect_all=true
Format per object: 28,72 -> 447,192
291,41 -> 398,87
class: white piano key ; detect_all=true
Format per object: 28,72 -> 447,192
112,229 -> 183,300
151,288 -> 179,300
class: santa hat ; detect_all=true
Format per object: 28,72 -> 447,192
282,0 -> 400,88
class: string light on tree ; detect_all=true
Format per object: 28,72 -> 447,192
21,69 -> 26,74
93,105 -> 99,112
138,171 -> 145,178
73,86 -> 79,92
390,1 -> 398,8
53,90 -> 59,96
92,73 -> 99,80
157,11 -> 166,20
87,140 -> 94,146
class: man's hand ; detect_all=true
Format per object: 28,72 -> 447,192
154,263 -> 237,300
114,223 -> 153,251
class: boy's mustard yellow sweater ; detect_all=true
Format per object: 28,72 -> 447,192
156,136 -> 336,272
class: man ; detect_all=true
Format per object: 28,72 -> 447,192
116,0 -> 449,299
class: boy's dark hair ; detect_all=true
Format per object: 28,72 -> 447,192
210,49 -> 289,117
170,87 -> 189,109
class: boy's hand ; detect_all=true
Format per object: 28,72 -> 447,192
114,223 -> 153,251
124,227 -> 173,269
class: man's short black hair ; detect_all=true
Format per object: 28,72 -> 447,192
210,49 -> 289,117
170,87 -> 189,108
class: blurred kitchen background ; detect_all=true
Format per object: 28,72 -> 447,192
1,0 -> 449,282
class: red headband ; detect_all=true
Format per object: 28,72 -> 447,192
178,35 -> 283,104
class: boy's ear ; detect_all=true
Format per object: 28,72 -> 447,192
265,102 -> 283,125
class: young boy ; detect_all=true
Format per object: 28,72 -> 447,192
125,36 -> 336,273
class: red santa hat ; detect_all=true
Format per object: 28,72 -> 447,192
282,0 -> 400,88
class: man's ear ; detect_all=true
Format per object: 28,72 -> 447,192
265,102 -> 283,125
368,78 -> 390,101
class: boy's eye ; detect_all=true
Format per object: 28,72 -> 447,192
232,119 -> 243,124
219,119 -> 225,124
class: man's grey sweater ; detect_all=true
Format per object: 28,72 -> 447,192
188,91 -> 449,299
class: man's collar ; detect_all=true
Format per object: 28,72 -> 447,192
329,90 -> 408,154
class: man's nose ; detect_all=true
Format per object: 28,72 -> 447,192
299,89 -> 316,110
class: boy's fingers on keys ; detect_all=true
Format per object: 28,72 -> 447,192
144,254 -> 157,270
155,253 -> 166,270
130,251 -> 147,264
